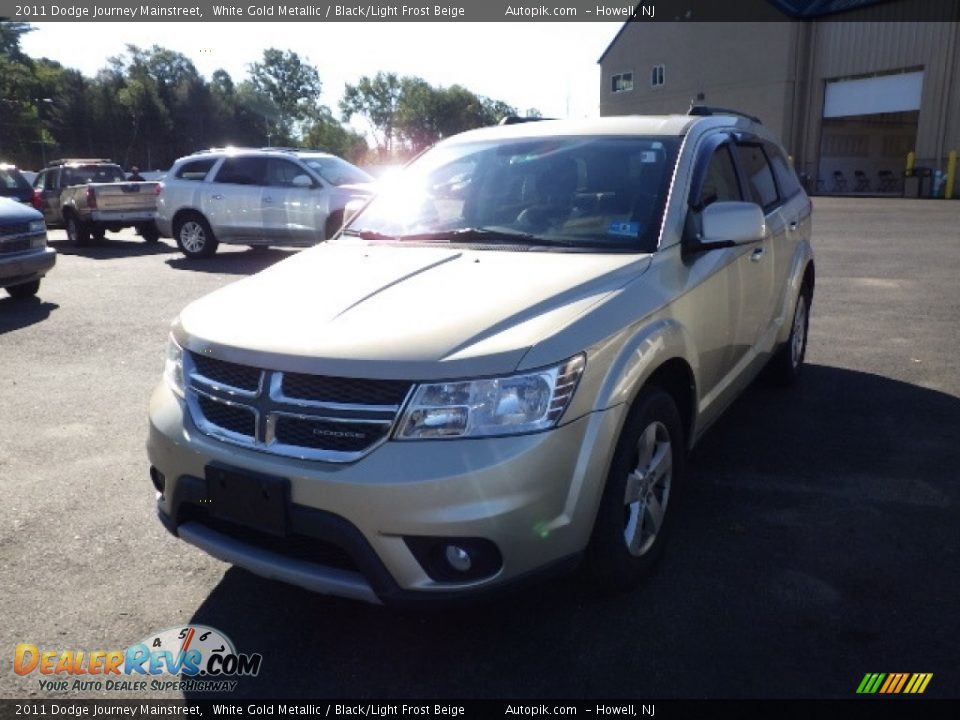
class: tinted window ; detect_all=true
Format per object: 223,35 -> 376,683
61,165 -> 126,185
176,159 -> 217,181
0,167 -> 31,190
214,157 -> 266,186
765,142 -> 803,199
265,159 -> 311,187
698,145 -> 742,208
736,144 -> 779,209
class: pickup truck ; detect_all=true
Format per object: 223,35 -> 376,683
31,159 -> 160,245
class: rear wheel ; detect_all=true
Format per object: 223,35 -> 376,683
6,280 -> 40,299
583,386 -> 685,592
771,286 -> 811,385
65,213 -> 90,246
174,214 -> 218,259
137,222 -> 160,244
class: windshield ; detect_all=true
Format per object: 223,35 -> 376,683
0,167 -> 31,190
344,135 -> 679,252
301,156 -> 372,186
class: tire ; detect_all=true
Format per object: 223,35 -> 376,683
6,280 -> 40,299
324,210 -> 344,241
582,386 -> 685,592
137,223 -> 160,244
174,214 -> 218,259
65,213 -> 90,246
770,285 -> 811,386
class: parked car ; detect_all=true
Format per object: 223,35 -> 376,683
148,108 -> 814,604
154,147 -> 375,259
0,164 -> 35,205
0,197 -> 56,299
32,159 -> 160,245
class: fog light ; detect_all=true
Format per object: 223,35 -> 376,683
445,545 -> 472,572
403,536 -> 502,583
150,467 -> 166,495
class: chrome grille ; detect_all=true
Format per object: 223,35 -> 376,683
0,222 -> 29,237
185,352 -> 413,462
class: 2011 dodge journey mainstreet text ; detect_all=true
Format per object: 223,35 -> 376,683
148,108 -> 814,605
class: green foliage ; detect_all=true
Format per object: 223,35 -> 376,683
0,21 -> 532,169
345,72 -> 524,158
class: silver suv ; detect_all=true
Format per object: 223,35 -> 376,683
148,109 -> 814,604
155,148 -> 374,259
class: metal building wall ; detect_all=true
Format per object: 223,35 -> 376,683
799,2 -> 960,177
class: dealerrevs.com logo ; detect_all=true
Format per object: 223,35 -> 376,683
14,625 -> 261,693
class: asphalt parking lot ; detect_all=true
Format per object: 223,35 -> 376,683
2,197 -> 958,700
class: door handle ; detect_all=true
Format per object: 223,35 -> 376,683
211,194 -> 223,200
788,220 -> 799,232
750,247 -> 765,262
263,196 -> 274,203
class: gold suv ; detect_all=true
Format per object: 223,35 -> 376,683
148,109 -> 814,604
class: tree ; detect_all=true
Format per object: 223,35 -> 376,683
303,106 -> 368,163
248,48 -> 322,144
340,72 -> 402,157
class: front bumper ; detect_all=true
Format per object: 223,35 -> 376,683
0,246 -> 56,287
148,383 -> 625,604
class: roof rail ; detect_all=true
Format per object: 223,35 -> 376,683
687,105 -> 762,124
499,116 -> 556,126
47,158 -> 114,167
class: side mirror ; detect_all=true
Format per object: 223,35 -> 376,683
292,174 -> 313,188
696,201 -> 765,250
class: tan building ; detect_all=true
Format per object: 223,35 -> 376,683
598,0 -> 960,195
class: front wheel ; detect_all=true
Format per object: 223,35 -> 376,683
6,280 -> 40,299
582,386 -> 685,592
174,215 -> 218,259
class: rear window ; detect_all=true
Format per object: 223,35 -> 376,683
176,158 -> 217,181
62,165 -> 126,185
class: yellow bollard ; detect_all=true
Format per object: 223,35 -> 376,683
905,151 -> 915,176
946,151 -> 957,200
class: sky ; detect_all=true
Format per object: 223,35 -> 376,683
20,22 -> 622,125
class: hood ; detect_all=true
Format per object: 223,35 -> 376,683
0,196 -> 43,220
178,241 -> 651,379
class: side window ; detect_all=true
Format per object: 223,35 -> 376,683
764,142 -> 803,200
213,157 -> 265,186
176,159 -> 217,181
697,144 -> 741,208
735,144 -> 779,210
32,171 -> 46,190
265,159 -> 311,188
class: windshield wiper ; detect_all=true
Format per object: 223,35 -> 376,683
396,228 -> 576,246
340,228 -> 397,240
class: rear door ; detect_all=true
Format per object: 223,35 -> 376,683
204,157 -> 266,242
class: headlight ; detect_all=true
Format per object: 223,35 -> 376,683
397,355 -> 585,439
163,335 -> 185,398
28,219 -> 45,233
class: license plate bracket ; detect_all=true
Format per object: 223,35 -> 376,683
205,465 -> 290,537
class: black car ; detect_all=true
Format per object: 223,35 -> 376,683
0,164 -> 35,205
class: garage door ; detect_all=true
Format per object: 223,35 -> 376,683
823,71 -> 924,118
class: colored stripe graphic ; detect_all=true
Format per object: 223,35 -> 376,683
858,673 -> 932,694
